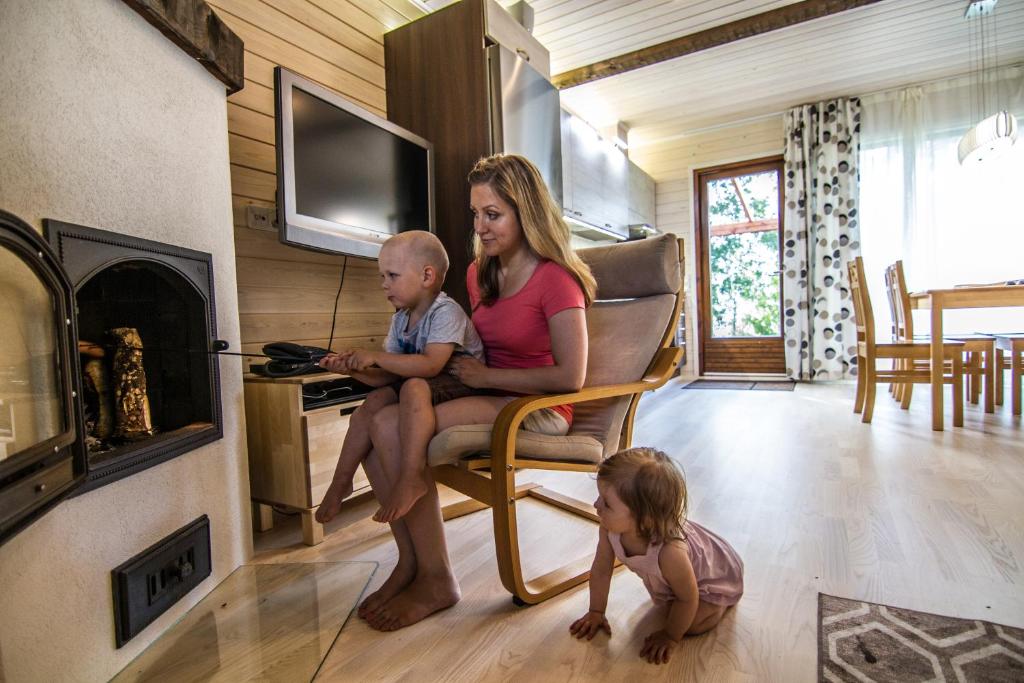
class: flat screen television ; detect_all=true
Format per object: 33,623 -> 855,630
274,67 -> 435,258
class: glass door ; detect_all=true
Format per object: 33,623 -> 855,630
0,210 -> 84,546
695,157 -> 785,374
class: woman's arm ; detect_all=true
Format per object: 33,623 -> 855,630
451,307 -> 587,394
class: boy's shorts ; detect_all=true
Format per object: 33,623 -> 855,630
390,373 -> 479,406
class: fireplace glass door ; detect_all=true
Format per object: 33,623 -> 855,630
0,210 -> 84,546
0,246 -> 65,458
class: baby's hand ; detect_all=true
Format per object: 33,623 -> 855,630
639,629 -> 679,665
569,610 -> 611,640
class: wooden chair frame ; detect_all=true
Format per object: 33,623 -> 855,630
885,261 -> 995,413
850,257 -> 964,426
432,255 -> 684,605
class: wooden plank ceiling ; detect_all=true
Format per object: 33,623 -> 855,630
421,0 -> 1024,171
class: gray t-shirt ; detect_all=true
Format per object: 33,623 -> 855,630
384,292 -> 484,361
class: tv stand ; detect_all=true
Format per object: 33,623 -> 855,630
243,372 -> 373,545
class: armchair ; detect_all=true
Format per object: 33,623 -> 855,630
426,233 -> 684,604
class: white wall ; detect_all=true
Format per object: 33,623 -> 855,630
0,1 -> 251,680
630,117 -> 784,373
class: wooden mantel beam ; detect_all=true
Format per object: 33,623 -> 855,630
552,0 -> 885,90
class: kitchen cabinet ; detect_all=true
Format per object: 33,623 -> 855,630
561,110 -> 629,240
629,160 -> 656,229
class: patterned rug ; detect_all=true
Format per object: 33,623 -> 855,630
818,594 -> 1024,682
682,379 -> 795,391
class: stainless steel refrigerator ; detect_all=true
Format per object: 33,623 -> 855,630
486,44 -> 563,207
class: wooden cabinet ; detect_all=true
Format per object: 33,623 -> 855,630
385,0 -> 552,307
243,373 -> 369,546
561,110 -> 630,240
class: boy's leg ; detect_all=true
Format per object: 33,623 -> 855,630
316,386 -> 397,524
374,378 -> 434,523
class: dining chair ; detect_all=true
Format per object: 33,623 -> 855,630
427,234 -> 683,605
849,257 -> 963,425
885,261 -> 995,413
994,335 -> 1024,415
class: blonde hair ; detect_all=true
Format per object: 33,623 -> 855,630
598,448 -> 687,544
382,231 -> 450,289
467,154 -> 596,307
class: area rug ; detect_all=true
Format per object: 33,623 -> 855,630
682,380 -> 795,391
818,593 -> 1024,682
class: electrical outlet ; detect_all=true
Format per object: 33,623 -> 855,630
112,516 -> 211,648
246,205 -> 277,232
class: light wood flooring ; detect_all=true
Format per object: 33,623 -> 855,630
253,378 -> 1024,681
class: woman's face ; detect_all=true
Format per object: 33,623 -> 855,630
470,183 -> 524,259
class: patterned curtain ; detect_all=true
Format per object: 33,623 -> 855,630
782,98 -> 862,381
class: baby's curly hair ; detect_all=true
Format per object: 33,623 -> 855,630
597,447 -> 687,544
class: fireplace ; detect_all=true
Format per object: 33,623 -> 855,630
46,219 -> 224,493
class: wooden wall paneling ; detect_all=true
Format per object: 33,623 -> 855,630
213,4 -> 386,112
227,102 -> 275,145
228,134 -> 275,174
384,0 -> 494,308
209,0 -> 383,83
223,0 -> 396,358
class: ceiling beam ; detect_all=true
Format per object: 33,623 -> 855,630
552,0 -> 885,90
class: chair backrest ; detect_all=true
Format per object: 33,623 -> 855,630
883,264 -> 898,340
848,256 -> 875,350
572,234 -> 682,456
888,260 -> 915,340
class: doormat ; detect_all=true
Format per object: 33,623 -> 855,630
818,593 -> 1024,682
682,380 -> 795,391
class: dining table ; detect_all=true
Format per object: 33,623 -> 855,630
909,284 -> 1024,430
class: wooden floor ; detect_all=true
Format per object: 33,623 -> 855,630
253,378 -> 1024,681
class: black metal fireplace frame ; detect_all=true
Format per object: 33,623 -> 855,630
45,219 -> 224,494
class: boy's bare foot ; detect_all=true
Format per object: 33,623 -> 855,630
358,558 -> 417,619
315,476 -> 353,524
364,573 -> 461,632
372,475 -> 428,523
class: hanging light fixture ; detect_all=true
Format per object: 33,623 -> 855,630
958,0 -> 1018,165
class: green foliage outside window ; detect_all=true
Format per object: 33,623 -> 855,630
707,173 -> 781,337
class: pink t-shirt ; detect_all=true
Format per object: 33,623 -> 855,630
467,260 -> 585,425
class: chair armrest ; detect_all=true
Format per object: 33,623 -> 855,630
487,346 -> 682,471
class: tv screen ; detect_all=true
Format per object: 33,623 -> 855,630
274,68 -> 434,258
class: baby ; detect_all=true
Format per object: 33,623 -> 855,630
317,231 -> 483,523
570,447 -> 744,665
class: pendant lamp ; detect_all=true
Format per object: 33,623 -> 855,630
958,0 -> 1018,165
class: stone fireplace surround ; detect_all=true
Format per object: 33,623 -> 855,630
0,1 -> 250,680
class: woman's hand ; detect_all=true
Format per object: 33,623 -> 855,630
639,629 -> 679,664
569,610 -> 611,640
448,356 -> 491,388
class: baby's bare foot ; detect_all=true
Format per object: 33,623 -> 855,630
372,475 -> 428,523
358,559 -> 416,619
315,476 -> 353,524
365,573 -> 461,631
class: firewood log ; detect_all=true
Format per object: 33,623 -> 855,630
82,358 -> 113,440
110,327 -> 154,440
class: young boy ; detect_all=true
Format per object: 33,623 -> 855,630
316,231 -> 484,524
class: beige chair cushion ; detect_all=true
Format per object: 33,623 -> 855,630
427,424 -> 604,467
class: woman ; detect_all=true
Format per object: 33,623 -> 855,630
358,154 -> 596,631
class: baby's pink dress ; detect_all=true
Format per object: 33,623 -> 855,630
608,520 -> 744,606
